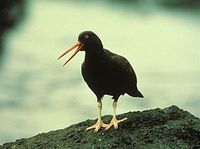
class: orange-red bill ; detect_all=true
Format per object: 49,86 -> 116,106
62,43 -> 83,66
57,41 -> 83,66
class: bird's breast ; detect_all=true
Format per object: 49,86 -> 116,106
81,59 -> 124,96
82,60 -> 107,84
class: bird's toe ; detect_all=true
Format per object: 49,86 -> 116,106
86,119 -> 107,132
105,117 -> 127,131
94,125 -> 101,132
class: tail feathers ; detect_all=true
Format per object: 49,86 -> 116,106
128,89 -> 144,98
136,90 -> 144,98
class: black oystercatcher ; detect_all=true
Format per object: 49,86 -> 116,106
58,31 -> 143,132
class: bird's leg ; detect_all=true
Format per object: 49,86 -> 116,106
86,100 -> 107,132
105,101 -> 127,130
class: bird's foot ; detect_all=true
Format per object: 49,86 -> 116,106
105,117 -> 127,130
86,119 -> 108,132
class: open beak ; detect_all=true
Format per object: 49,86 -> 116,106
57,41 -> 83,66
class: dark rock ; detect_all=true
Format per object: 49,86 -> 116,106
1,105 -> 200,149
0,0 -> 26,64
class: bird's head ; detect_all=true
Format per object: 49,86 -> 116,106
78,31 -> 103,51
58,31 -> 103,66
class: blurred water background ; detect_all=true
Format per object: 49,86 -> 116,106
0,0 -> 200,144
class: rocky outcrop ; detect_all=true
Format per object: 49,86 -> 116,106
1,105 -> 200,149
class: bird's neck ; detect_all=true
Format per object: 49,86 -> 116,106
84,48 -> 105,63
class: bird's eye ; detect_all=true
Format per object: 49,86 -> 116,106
84,34 -> 89,39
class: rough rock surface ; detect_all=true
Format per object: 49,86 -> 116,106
1,105 -> 200,149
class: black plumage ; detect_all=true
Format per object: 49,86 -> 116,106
58,31 -> 143,132
80,31 -> 143,101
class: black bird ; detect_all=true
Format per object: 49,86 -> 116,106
58,31 -> 143,132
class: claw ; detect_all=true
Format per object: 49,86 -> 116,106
86,119 -> 108,132
105,117 -> 127,131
